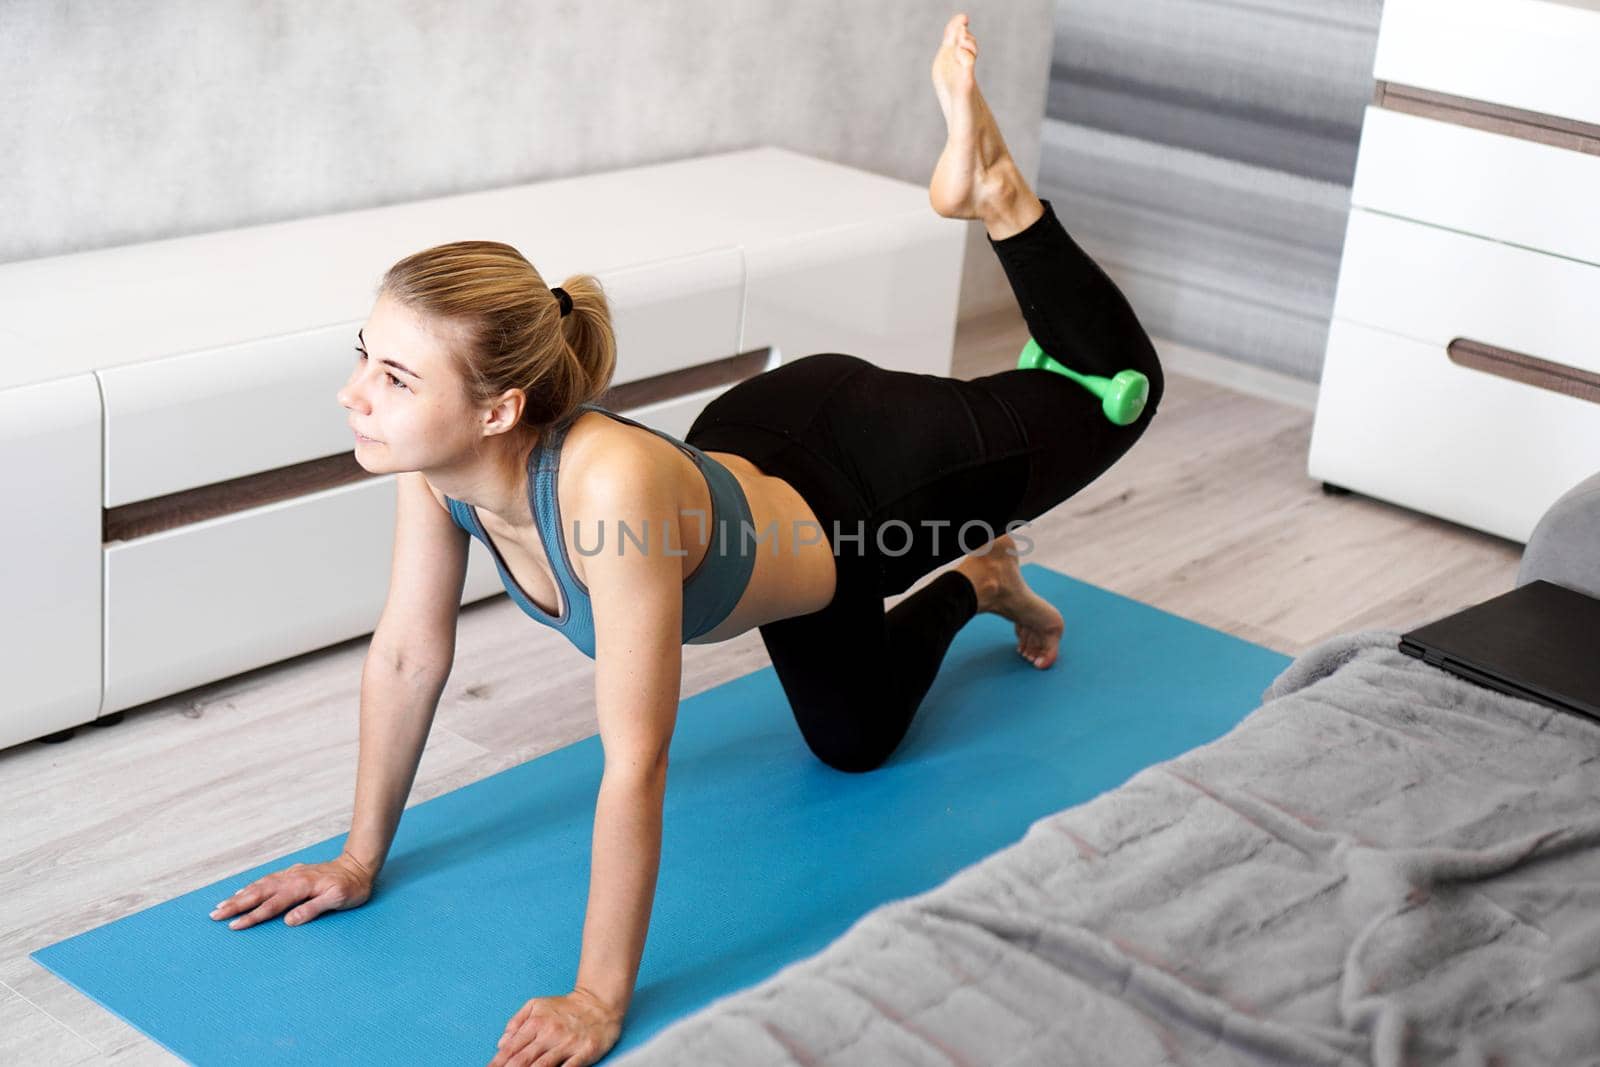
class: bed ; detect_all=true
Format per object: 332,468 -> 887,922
613,471 -> 1600,1066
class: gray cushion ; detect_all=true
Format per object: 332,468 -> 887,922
1517,470 -> 1600,599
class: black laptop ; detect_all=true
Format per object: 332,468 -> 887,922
1399,579 -> 1600,722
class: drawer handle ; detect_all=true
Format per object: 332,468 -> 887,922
1375,81 -> 1600,159
1446,338 -> 1600,405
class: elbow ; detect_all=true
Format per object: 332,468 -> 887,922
604,751 -> 671,791
366,644 -> 453,685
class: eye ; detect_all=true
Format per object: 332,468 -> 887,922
354,346 -> 408,391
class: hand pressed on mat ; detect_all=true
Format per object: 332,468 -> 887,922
208,853 -> 375,929
488,987 -> 623,1067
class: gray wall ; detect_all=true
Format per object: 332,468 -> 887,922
1041,0 -> 1384,381
1,0 -> 1053,324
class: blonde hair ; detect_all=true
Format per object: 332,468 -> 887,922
378,240 -> 616,430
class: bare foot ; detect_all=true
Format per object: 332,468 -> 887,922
928,14 -> 1030,231
954,532 -> 1065,670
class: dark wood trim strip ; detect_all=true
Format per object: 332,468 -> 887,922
1446,337 -> 1600,405
1374,81 -> 1600,158
104,347 -> 775,544
103,452 -> 377,545
598,348 -> 770,413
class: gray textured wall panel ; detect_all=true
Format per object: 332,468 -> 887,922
1041,0 -> 1383,381
1,0 -> 1052,322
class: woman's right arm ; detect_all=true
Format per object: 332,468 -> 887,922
209,470 -> 468,930
208,653 -> 451,930
340,653 -> 453,881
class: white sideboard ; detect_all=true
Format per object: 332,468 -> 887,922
1307,0 -> 1600,542
0,146 -> 967,751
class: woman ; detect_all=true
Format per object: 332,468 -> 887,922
208,13 -> 1164,1066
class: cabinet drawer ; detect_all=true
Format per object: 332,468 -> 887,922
1373,0 -> 1600,127
100,322 -> 357,508
743,211 -> 963,376
1350,108 -> 1600,268
1308,317 -> 1600,543
103,477 -> 398,714
1333,208 -> 1600,378
604,247 -> 744,386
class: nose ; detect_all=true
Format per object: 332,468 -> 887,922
336,366 -> 370,413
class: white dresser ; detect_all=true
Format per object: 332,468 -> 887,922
1307,0 -> 1600,542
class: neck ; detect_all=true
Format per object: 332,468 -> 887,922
439,425 -> 544,528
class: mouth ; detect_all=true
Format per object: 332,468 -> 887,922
352,428 -> 382,444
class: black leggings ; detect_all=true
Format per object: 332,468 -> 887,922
684,198 -> 1164,773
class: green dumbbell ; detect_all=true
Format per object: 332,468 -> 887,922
1016,336 -> 1149,427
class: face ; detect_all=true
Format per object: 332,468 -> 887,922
337,293 -> 491,474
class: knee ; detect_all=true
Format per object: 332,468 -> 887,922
1145,360 -> 1165,417
1119,340 -> 1163,433
800,728 -> 893,773
1137,382 -> 1163,430
809,745 -> 890,774
1134,336 -> 1165,417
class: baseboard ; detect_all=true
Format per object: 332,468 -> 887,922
1150,335 -> 1320,412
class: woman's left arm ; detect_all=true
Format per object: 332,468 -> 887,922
490,455 -> 685,1067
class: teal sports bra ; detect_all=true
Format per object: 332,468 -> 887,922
443,404 -> 759,659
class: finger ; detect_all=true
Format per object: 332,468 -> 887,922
229,893 -> 292,930
530,1046 -> 568,1067
494,1015 -> 538,1064
506,1021 -> 551,1067
283,886 -> 342,927
515,1041 -> 563,1067
210,884 -> 264,919
212,887 -> 263,922
510,1016 -> 544,1049
498,1034 -> 537,1067
497,1017 -> 527,1052
504,1002 -> 534,1035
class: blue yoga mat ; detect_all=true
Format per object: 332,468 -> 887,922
33,566 -> 1291,1064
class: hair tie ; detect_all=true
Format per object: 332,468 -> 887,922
551,287 -> 572,318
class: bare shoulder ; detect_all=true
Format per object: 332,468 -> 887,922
562,412 -> 681,512
561,415 -> 687,589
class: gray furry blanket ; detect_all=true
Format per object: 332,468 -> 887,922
615,630 -> 1600,1065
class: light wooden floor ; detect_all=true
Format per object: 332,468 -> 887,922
0,308 -> 1524,1064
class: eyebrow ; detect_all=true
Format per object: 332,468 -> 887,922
357,329 -> 424,381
